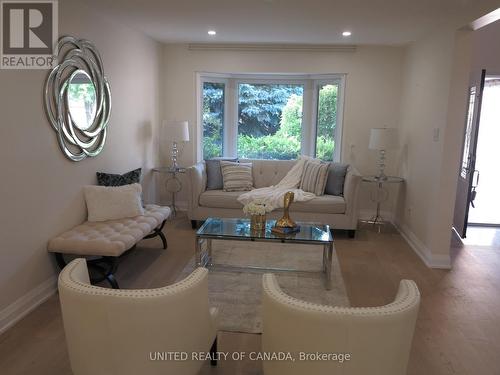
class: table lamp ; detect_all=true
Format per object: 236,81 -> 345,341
165,120 -> 189,169
369,127 -> 398,181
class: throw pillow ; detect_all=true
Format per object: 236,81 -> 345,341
325,163 -> 349,196
220,161 -> 253,192
300,160 -> 329,195
96,168 -> 142,186
205,158 -> 238,190
84,183 -> 144,222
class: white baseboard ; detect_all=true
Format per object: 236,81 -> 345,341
394,222 -> 451,269
0,276 -> 57,335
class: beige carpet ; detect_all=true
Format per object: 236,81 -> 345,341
178,239 -> 350,334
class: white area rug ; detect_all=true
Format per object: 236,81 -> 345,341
177,240 -> 350,334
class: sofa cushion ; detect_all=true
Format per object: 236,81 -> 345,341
299,160 -> 329,195
292,195 -> 346,214
221,161 -> 253,192
247,159 -> 297,188
325,163 -> 349,196
199,190 -> 245,209
199,191 -> 345,214
205,158 -> 238,190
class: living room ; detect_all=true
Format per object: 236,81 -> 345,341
1,0 -> 500,374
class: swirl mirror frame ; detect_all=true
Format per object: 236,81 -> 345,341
44,36 -> 111,161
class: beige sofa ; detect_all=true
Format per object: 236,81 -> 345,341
187,159 -> 361,236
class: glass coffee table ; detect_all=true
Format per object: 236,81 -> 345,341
195,217 -> 334,290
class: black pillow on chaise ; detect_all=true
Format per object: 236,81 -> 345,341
96,168 -> 142,186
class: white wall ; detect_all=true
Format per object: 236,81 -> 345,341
160,44 -> 405,211
0,0 -> 163,326
395,29 -> 473,268
471,19 -> 500,73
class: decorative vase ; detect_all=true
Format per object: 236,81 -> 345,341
250,214 -> 266,231
276,191 -> 297,228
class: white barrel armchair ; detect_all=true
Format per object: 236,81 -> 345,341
262,274 -> 420,375
58,259 -> 218,375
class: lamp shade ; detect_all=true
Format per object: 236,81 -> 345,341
369,128 -> 398,150
165,120 -> 189,142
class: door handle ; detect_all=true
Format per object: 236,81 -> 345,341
470,169 -> 479,208
472,169 -> 480,188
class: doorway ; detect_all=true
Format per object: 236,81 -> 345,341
467,76 -> 500,226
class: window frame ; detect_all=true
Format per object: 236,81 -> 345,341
311,77 -> 345,162
197,75 -> 230,160
196,72 -> 346,162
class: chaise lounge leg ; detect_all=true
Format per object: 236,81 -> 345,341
54,252 -> 67,269
100,256 -> 120,289
143,220 -> 168,249
106,273 -> 120,289
191,220 -> 198,229
158,231 -> 168,249
55,253 -> 121,289
210,337 -> 218,366
348,230 -> 356,239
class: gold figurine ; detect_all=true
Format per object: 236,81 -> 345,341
275,191 -> 297,228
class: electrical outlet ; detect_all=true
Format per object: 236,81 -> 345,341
433,128 -> 440,142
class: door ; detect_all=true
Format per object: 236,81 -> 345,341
467,76 -> 500,225
453,69 -> 486,238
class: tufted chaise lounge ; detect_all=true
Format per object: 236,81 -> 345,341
48,205 -> 171,288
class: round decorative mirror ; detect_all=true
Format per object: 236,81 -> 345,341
67,70 -> 97,131
44,36 -> 111,162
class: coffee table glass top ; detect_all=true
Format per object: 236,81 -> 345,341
197,217 -> 332,243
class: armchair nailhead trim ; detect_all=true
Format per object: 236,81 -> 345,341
59,259 -> 207,298
263,274 -> 420,316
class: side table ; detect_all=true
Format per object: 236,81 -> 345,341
152,166 -> 186,218
362,176 -> 404,226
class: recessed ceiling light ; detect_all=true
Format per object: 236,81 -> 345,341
342,31 -> 352,37
208,30 -> 216,36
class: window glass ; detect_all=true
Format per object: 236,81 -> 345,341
315,83 -> 338,161
237,83 -> 304,160
202,82 -> 225,159
198,75 -> 345,162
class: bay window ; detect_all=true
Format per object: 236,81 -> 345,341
198,74 -> 345,161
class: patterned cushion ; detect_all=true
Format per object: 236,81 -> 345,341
220,161 -> 253,192
205,158 -> 238,190
96,168 -> 141,186
300,160 -> 329,195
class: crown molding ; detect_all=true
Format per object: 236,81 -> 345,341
187,43 -> 357,52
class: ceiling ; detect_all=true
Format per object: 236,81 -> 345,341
82,0 -> 499,45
